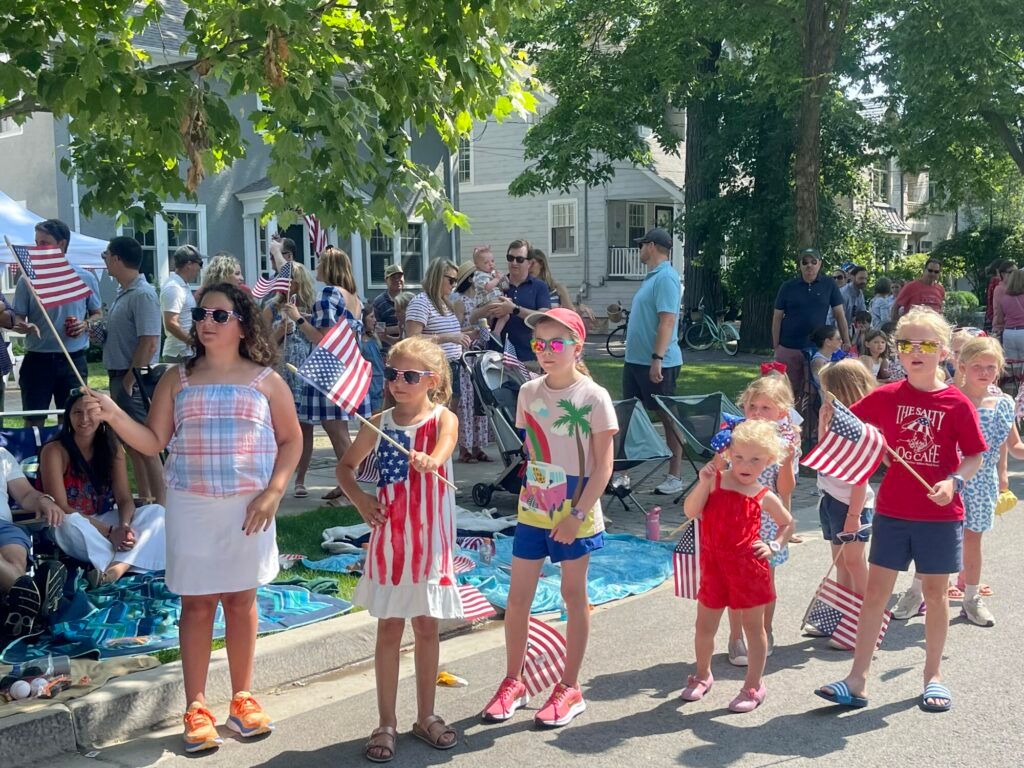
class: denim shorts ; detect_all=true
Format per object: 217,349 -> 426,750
0,520 -> 31,551
868,514 -> 963,575
512,522 -> 604,563
819,492 -> 873,545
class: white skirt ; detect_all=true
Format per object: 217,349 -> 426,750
53,505 -> 166,573
164,488 -> 279,595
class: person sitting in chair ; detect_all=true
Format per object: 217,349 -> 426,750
41,391 -> 166,587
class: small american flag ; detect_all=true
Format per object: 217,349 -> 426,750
673,519 -> 700,599
355,449 -> 379,483
457,536 -> 489,551
458,584 -> 496,621
502,336 -> 534,380
252,260 -> 292,300
522,617 -> 567,696
296,317 -> 372,414
9,244 -> 93,309
452,555 -> 475,574
304,213 -> 328,254
806,577 -> 891,650
801,398 -> 885,485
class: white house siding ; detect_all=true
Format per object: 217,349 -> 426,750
0,113 -> 60,220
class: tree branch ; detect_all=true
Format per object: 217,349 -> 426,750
979,108 -> 1024,175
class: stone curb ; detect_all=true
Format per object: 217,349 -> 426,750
0,610 -> 481,759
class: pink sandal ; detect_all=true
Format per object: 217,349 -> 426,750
728,684 -> 766,713
680,674 -> 714,701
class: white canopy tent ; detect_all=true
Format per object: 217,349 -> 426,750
0,190 -> 107,268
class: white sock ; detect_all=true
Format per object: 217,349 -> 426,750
911,577 -> 923,596
964,584 -> 979,600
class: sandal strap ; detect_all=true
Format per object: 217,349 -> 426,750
419,715 -> 454,740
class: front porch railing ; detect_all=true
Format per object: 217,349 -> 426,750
608,247 -> 647,279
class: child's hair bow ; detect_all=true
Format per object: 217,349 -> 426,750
760,361 -> 787,376
710,413 -> 745,453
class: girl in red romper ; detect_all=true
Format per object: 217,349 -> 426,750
681,419 -> 794,713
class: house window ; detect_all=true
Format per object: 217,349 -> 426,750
870,167 -> 890,203
122,216 -> 159,282
400,224 -> 424,284
919,240 -> 933,253
549,200 -> 577,255
369,227 -> 394,284
457,137 -> 472,184
165,211 -> 200,268
627,203 -> 647,245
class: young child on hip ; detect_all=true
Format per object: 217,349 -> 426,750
813,360 -> 877,609
471,245 -> 510,338
481,308 -> 617,728
337,336 -> 462,762
950,336 -> 1014,626
723,375 -> 798,667
816,306 -> 986,713
681,419 -> 793,713
84,283 -> 302,753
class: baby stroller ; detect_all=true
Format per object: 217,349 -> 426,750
464,349 -> 528,507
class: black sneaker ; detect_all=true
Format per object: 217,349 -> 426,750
1,575 -> 41,639
33,560 -> 66,619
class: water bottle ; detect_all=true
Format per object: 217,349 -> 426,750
646,506 -> 662,541
481,540 -> 495,565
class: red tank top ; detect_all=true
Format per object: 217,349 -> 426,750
699,471 -> 769,553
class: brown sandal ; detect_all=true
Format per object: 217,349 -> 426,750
459,450 -> 478,464
323,486 -> 346,500
473,450 -> 493,463
365,725 -> 397,762
411,715 -> 457,751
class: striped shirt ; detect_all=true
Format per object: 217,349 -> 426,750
165,366 -> 278,497
406,293 -> 461,361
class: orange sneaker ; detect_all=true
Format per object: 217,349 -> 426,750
228,691 -> 275,738
183,701 -> 223,753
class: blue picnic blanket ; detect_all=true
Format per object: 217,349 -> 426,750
0,573 -> 353,663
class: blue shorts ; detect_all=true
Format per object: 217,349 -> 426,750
869,514 -> 963,575
511,522 -> 604,563
819,492 -> 873,545
0,520 -> 31,551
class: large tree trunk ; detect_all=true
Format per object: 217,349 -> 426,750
682,40 -> 724,313
794,0 -> 850,249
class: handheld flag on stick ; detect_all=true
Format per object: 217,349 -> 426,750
522,617 -> 567,696
458,584 -> 496,621
673,518 -> 700,599
296,317 -> 372,415
801,398 -> 885,485
805,577 -> 892,650
502,337 -> 534,381
252,260 -> 292,300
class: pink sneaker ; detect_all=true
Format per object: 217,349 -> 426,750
534,683 -> 586,727
481,677 -> 529,722
728,684 -> 767,713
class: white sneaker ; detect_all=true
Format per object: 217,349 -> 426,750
728,638 -> 748,666
655,475 -> 685,495
961,595 -> 995,627
892,590 -> 925,620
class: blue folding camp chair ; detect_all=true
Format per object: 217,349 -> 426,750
654,393 -> 743,501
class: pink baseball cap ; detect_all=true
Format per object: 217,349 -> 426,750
525,307 -> 587,343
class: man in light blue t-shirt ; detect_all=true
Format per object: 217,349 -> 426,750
622,228 -> 685,495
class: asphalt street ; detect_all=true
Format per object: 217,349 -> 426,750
43,488 -> 1024,768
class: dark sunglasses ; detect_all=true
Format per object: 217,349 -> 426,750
383,367 -> 435,384
191,307 -> 242,324
506,254 -> 529,264
444,274 -> 458,285
800,259 -> 819,266
926,268 -> 941,274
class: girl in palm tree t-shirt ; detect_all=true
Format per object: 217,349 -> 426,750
480,308 -> 617,729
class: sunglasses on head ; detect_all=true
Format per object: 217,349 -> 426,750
506,254 -> 529,264
895,339 -> 940,354
191,307 -> 242,324
529,337 -> 577,354
383,367 -> 435,384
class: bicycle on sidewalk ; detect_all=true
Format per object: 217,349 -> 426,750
605,301 -> 690,358
683,298 -> 740,356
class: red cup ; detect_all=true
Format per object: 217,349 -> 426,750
64,315 -> 79,337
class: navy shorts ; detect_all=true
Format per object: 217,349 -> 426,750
819,492 -> 873,545
622,363 -> 679,411
868,514 -> 963,575
512,522 -> 604,563
0,520 -> 31,551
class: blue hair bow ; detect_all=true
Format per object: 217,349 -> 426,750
710,413 -> 745,453
830,348 -> 849,363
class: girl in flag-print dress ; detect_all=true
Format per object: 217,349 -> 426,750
338,336 -> 463,761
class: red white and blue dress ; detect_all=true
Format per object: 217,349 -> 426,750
354,405 -> 463,619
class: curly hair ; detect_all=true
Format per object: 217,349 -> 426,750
187,282 -> 278,372
201,254 -> 243,289
729,420 -> 783,464
386,336 -> 452,405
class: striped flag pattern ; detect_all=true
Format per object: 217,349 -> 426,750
304,214 -> 328,254
522,617 -> 567,696
252,260 -> 292,300
9,244 -> 93,309
502,336 -> 534,380
456,536 -> 489,551
806,577 -> 892,650
458,584 -> 496,621
802,398 -> 886,485
452,555 -> 475,574
296,317 -> 372,414
673,520 -> 700,599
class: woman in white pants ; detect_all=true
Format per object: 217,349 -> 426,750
41,391 -> 165,585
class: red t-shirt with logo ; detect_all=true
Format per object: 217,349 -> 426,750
851,381 -> 986,522
894,279 -> 945,314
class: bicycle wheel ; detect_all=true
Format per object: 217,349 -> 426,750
606,324 -> 627,358
684,321 -> 714,351
720,322 -> 740,356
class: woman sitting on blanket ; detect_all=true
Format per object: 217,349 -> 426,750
41,390 -> 166,586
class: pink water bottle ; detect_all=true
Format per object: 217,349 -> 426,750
646,506 -> 661,541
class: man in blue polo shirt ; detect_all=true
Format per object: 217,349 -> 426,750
491,238 -> 550,365
772,247 -> 850,417
623,228 -> 685,495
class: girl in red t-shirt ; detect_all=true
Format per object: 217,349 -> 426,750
681,420 -> 793,713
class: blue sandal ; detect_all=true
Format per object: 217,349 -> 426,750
921,682 -> 952,712
815,681 -> 868,708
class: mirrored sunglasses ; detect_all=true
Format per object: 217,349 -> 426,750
191,307 -> 242,324
383,367 -> 435,384
530,337 -> 577,354
895,339 -> 940,354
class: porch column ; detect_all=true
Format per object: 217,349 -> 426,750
672,202 -> 683,273
242,216 -> 257,278
350,231 -> 366,297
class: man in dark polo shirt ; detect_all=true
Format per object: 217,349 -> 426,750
371,263 -> 405,349
772,248 -> 850,416
491,239 -> 550,364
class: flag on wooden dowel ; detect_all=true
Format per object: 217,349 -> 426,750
673,520 -> 700,600
295,317 -> 372,414
805,577 -> 892,650
502,336 -> 534,380
522,617 -> 567,696
458,584 -> 496,621
252,259 -> 292,300
9,244 -> 92,309
802,398 -> 885,485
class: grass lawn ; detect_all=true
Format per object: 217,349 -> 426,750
587,357 -> 758,402
275,504 -> 364,603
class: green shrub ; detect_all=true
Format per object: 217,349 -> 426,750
945,290 -> 980,310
